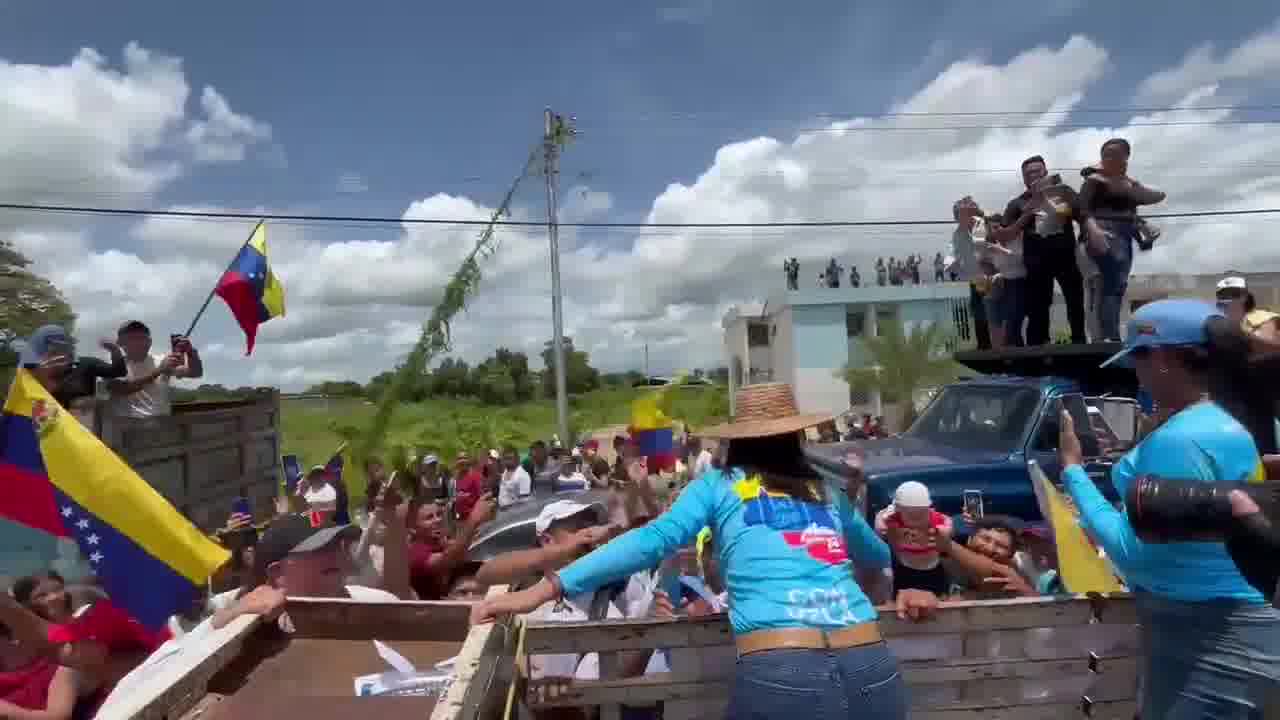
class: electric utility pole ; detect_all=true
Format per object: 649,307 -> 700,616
544,108 -> 576,446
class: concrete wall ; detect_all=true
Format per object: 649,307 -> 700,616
791,304 -> 853,416
771,307 -> 797,394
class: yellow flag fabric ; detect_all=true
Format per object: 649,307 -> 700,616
1029,462 -> 1124,594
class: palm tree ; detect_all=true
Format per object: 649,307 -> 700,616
838,320 -> 962,429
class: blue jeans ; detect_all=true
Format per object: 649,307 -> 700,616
1092,218 -> 1137,341
1135,590 -> 1280,719
726,642 -> 906,719
996,276 -> 1027,347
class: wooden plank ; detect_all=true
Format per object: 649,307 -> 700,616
127,428 -> 277,466
430,586 -> 514,720
95,614 -> 262,720
523,595 -> 1135,654
521,660 -> 1136,712
284,597 -> 473,642
901,655 -> 1139,686
912,700 -> 1137,720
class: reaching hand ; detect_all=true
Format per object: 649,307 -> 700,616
1058,405 -> 1084,469
374,481 -> 404,520
895,589 -> 940,622
981,564 -> 1037,597
469,586 -> 546,625
468,494 -> 497,525
238,585 -> 286,621
159,353 -> 183,374
572,525 -> 612,550
652,590 -> 676,619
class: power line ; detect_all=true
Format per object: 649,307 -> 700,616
2,201 -> 1280,228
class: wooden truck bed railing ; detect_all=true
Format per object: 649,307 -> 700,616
518,593 -> 1141,720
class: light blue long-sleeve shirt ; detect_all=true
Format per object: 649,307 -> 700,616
557,468 -> 891,635
1062,401 -> 1266,603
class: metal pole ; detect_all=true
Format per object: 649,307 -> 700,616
644,343 -> 649,379
544,109 -> 570,445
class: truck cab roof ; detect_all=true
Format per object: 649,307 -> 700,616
954,342 -> 1138,397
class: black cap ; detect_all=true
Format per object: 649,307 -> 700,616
253,514 -> 359,574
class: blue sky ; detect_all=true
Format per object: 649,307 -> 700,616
5,1 -> 1280,388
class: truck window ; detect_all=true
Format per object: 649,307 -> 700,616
1032,394 -> 1099,457
906,385 -> 1040,453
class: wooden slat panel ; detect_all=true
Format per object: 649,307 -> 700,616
523,659 -> 1137,712
523,595 -> 1136,654
284,598 -> 473,642
902,654 -> 1138,686
912,700 -> 1137,720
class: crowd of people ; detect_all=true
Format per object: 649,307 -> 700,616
949,139 -> 1167,350
7,136 -> 1280,717
784,255 -> 951,291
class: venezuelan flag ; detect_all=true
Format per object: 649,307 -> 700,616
630,382 -> 678,473
0,371 -> 230,629
215,221 -> 286,355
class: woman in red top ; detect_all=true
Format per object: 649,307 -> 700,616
2,572 -> 167,701
0,619 -> 100,720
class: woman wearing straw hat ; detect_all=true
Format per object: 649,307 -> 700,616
472,383 -> 939,718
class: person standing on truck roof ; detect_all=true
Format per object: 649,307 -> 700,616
1058,299 -> 1280,717
998,156 -> 1088,346
107,320 -> 202,419
471,384 -> 940,719
948,196 -> 992,350
1078,138 -> 1167,342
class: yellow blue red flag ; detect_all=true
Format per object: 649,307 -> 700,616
215,221 -> 286,355
1030,461 -> 1123,594
0,370 -> 230,628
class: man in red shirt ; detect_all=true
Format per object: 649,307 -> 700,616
407,494 -> 495,600
453,451 -> 486,520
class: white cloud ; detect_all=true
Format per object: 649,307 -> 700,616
184,86 -> 272,163
1138,22 -> 1280,103
9,33 -> 1280,392
658,0 -> 713,24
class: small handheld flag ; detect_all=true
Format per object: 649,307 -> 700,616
0,371 -> 230,629
213,221 -> 286,355
1029,461 -> 1124,594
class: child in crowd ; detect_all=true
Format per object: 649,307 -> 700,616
875,481 -> 953,597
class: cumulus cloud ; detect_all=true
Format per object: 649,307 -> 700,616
9,32 -> 1280,392
1137,21 -> 1280,103
184,86 -> 272,163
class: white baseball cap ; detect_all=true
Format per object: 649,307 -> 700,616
894,481 -> 932,508
535,500 -> 600,535
1217,275 -> 1247,292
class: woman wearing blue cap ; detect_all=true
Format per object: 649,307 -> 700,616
472,383 -> 940,719
1057,298 -> 1280,717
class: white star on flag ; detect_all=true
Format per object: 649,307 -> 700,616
86,534 -> 100,545
61,507 -> 73,518
76,519 -> 90,530
89,552 -> 103,564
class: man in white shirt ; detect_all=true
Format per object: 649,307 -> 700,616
497,446 -> 532,508
108,320 -> 203,419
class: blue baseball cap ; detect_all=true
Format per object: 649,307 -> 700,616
18,325 -> 75,368
1100,299 -> 1223,368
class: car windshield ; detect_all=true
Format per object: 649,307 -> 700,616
905,384 -> 1041,453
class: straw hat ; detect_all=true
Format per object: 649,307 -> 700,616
699,383 -> 832,440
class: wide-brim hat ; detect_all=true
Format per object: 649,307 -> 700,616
699,383 -> 832,440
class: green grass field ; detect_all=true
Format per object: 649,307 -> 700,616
280,385 -> 729,505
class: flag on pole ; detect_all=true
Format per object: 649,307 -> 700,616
215,222 -> 286,355
0,370 -> 230,629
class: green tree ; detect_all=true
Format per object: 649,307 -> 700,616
432,357 -> 472,397
838,320 -> 962,428
0,240 -> 76,387
540,337 -> 600,396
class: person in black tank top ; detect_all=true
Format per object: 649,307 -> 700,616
1078,138 -> 1167,341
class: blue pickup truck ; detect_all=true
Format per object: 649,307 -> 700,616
806,344 -> 1141,524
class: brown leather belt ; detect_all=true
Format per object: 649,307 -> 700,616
735,622 -> 883,657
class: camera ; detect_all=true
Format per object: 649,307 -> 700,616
1126,475 -> 1279,603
